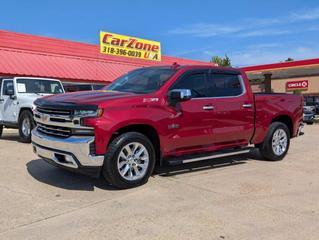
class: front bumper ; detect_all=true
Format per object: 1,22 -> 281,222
31,129 -> 104,177
297,122 -> 305,136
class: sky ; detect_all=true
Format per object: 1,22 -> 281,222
1,0 -> 319,67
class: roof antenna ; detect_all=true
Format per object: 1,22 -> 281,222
171,62 -> 180,69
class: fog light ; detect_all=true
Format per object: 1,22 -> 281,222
72,129 -> 95,136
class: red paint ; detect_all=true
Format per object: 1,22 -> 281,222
42,65 -> 304,157
286,80 -> 308,91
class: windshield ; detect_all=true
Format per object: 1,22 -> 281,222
105,68 -> 177,94
17,79 -> 64,94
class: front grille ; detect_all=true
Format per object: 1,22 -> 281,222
35,104 -> 94,138
37,123 -> 71,138
37,106 -> 72,116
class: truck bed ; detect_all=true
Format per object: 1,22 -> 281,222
252,93 -> 303,144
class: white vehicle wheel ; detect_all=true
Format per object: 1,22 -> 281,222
18,110 -> 35,143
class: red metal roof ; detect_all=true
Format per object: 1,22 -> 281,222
0,30 -> 207,82
242,58 -> 319,73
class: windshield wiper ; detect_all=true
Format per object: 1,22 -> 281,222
132,91 -> 149,94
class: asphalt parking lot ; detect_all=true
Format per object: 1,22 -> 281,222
0,125 -> 319,240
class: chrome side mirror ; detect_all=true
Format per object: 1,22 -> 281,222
168,89 -> 192,105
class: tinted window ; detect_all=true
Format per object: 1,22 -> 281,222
63,84 -> 107,92
92,84 -> 106,90
2,80 -> 14,95
63,84 -> 93,92
207,74 -> 243,97
171,72 -> 207,98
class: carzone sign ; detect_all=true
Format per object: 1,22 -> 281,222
100,31 -> 161,61
286,80 -> 309,91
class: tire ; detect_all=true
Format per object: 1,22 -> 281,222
0,125 -> 3,137
18,110 -> 35,143
102,132 -> 156,189
258,122 -> 290,161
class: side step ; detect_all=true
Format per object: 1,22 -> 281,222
165,147 -> 253,165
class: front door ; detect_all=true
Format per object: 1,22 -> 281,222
165,70 -> 216,154
0,79 -> 17,122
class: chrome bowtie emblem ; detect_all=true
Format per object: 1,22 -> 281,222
41,114 -> 50,123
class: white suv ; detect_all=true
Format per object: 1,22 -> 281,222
0,77 -> 64,142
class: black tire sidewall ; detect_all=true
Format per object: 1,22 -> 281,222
103,132 -> 156,189
18,110 -> 35,143
259,122 -> 290,161
0,125 -> 3,137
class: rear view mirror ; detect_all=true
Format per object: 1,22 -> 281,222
6,87 -> 14,96
4,84 -> 16,99
168,89 -> 192,105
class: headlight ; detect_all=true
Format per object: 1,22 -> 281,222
32,104 -> 37,112
74,108 -> 104,117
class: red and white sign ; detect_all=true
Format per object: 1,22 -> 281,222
286,80 -> 308,91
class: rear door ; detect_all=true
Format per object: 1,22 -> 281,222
0,79 -> 17,122
207,72 -> 254,148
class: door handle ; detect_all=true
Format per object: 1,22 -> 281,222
203,105 -> 214,110
242,104 -> 252,108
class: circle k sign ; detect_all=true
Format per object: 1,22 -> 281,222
286,80 -> 309,91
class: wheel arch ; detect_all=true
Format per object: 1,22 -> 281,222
108,124 -> 162,165
271,114 -> 293,137
18,107 -> 33,119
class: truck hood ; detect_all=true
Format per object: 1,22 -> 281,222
41,90 -> 136,105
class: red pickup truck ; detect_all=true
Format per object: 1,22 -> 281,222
32,64 -> 304,189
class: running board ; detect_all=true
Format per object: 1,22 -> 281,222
165,147 -> 253,165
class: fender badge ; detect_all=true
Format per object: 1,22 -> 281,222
143,98 -> 159,103
168,124 -> 179,129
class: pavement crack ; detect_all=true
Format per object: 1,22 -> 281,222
160,176 -> 319,221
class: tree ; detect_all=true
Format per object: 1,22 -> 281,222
284,57 -> 294,62
210,55 -> 232,66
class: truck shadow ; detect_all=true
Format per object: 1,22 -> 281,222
26,159 -> 117,191
26,149 -> 265,191
0,132 -> 25,143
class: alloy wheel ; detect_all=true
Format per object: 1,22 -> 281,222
117,142 -> 150,181
272,129 -> 288,156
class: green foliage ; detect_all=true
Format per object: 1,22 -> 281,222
210,55 -> 232,67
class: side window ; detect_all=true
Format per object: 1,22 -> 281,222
2,80 -> 14,96
171,72 -> 208,98
207,74 -> 243,97
93,84 -> 106,90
